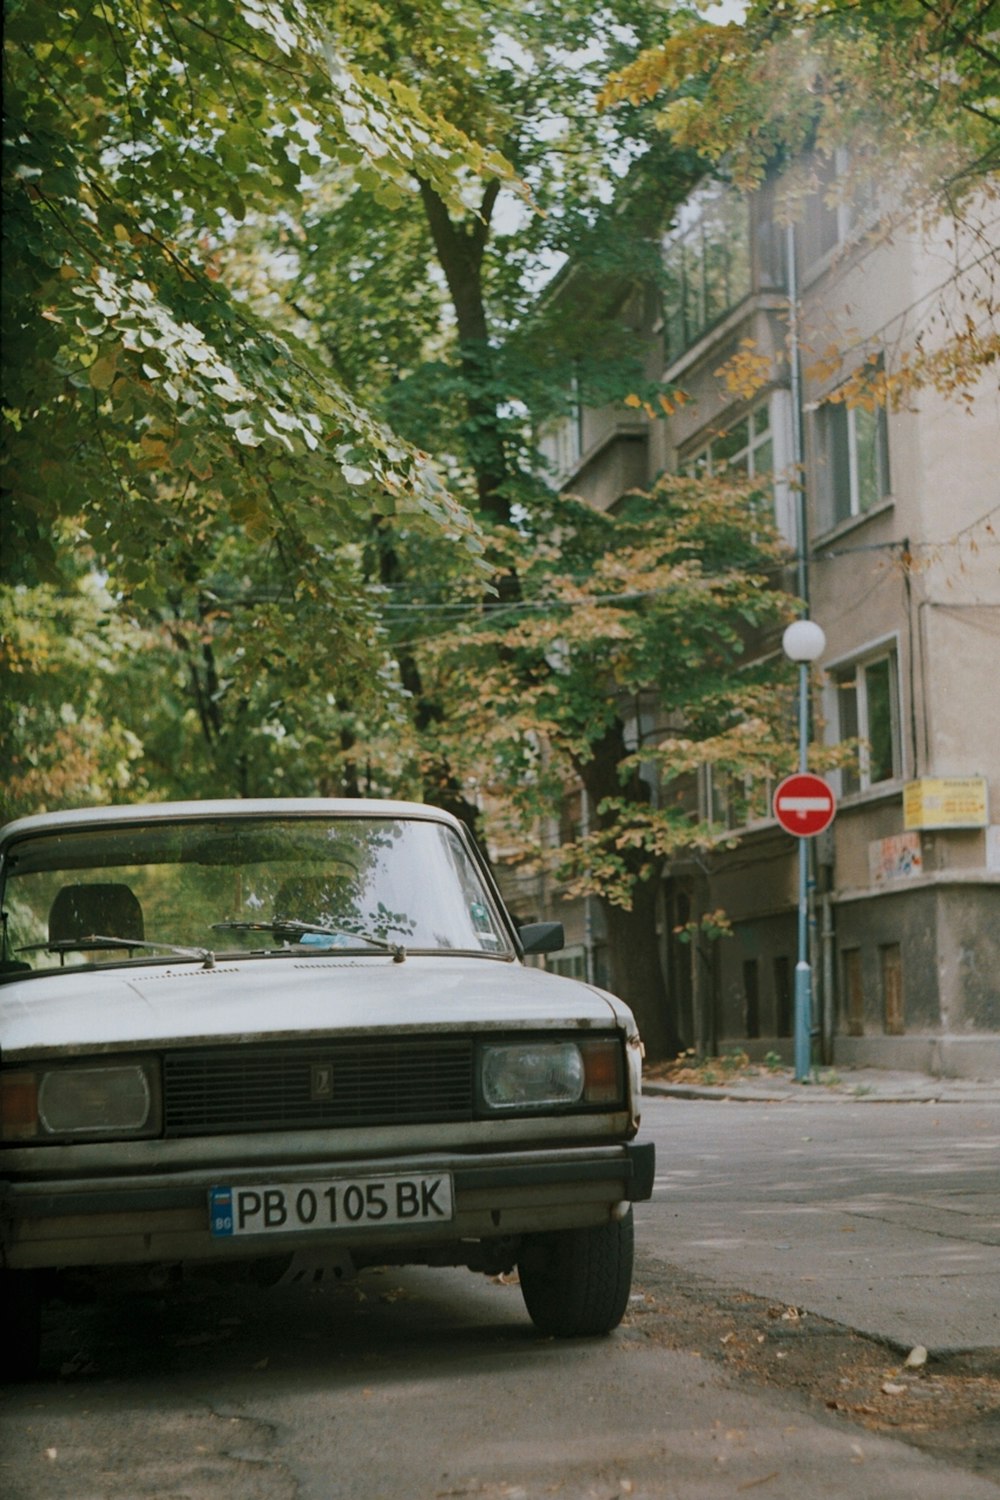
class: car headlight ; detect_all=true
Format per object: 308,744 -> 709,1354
479,1038 -> 622,1112
1,1060 -> 161,1142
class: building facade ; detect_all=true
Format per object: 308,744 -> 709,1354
532,163 -> 1000,1077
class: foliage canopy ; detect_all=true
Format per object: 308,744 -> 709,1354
600,0 -> 1000,204
599,0 -> 1000,399
425,474 -> 798,909
2,0 -> 514,590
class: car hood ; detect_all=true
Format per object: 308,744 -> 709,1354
0,955 -> 629,1060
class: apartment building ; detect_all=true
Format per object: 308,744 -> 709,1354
533,162 -> 1000,1077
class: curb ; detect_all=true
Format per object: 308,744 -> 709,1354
643,1079 -> 1000,1105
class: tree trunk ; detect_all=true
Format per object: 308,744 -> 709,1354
417,179 -> 513,538
576,718 -> 681,1062
601,882 -> 677,1063
371,519 -> 486,844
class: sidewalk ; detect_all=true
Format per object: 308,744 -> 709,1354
638,1068 -> 1000,1355
643,1062 -> 1000,1105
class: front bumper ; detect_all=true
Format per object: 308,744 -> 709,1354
1,1141 -> 655,1270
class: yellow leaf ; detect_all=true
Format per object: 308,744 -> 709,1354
88,352 -> 118,390
137,436 -> 170,469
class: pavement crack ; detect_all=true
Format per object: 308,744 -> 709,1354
200,1402 -> 301,1499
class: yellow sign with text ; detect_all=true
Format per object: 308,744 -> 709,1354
903,777 -> 989,830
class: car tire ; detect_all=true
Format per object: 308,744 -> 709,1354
0,1271 -> 43,1381
517,1208 -> 634,1337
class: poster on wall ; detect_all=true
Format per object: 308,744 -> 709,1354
869,831 -> 924,885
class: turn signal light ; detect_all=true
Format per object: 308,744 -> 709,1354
1,1071 -> 39,1140
581,1040 -> 622,1104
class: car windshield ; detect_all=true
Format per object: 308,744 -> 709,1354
0,814 -> 515,974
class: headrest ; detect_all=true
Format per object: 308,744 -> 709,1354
49,883 -> 145,946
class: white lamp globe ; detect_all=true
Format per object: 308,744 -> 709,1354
782,619 -> 826,662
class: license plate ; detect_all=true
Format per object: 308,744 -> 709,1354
208,1173 -> 454,1238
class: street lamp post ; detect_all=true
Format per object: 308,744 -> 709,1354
782,619 -> 827,1082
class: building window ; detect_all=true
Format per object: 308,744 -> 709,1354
559,789 -> 584,847
814,371 -> 890,530
685,400 -> 774,480
663,185 -> 751,360
700,764 -> 733,831
548,945 -> 587,983
700,765 -> 776,832
799,152 -> 843,268
683,392 -> 796,543
797,148 -> 877,271
830,647 -> 901,794
556,941 -> 610,992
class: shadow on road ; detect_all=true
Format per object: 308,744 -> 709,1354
34,1262 -> 540,1387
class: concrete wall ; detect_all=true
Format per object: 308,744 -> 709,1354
569,429 -> 649,512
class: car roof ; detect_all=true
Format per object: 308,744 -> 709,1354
0,798 -> 465,846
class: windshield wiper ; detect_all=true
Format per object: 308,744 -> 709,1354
20,936 -> 216,969
211,919 -> 406,963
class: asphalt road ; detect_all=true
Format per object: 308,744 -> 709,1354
637,1092 -> 1000,1353
1,1095 -> 997,1499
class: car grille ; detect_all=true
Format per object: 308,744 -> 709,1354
162,1037 -> 476,1136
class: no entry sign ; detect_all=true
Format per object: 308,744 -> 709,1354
773,773 -> 836,836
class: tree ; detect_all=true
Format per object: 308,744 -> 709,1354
228,2 -> 806,1053
3,0 -> 528,809
0,535 -> 434,824
278,0 -> 699,526
2,3 -> 804,1056
422,475 -> 797,1057
1,578 -> 150,820
598,0 -> 1000,401
248,0 -> 705,846
2,0 -> 505,587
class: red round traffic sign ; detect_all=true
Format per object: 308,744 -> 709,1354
773,773 -> 836,836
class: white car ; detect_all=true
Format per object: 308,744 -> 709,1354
0,799 -> 653,1375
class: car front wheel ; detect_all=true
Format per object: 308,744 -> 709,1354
517,1208 -> 634,1337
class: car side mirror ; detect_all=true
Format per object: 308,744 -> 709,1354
518,921 -> 565,956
